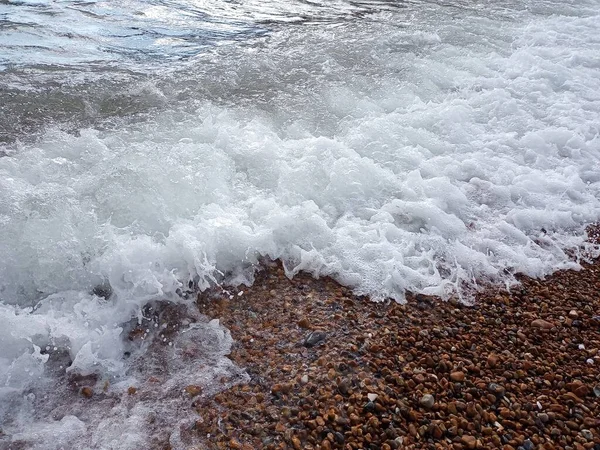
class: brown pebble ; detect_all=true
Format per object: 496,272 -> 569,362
531,319 -> 554,329
337,378 -> 352,395
461,435 -> 477,449
81,387 -> 93,398
291,437 -> 302,450
272,383 -> 292,394
487,353 -> 500,368
127,386 -> 137,395
228,438 -> 243,449
563,392 -> 583,403
297,318 -> 311,329
573,385 -> 590,398
450,371 -> 465,382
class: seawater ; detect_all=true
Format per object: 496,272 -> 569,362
1,0 -> 600,447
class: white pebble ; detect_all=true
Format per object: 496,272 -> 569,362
367,393 -> 378,402
586,358 -> 594,365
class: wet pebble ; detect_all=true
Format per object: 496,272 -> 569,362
488,382 -> 506,397
303,330 -> 327,347
420,394 -> 435,409
81,387 -> 93,398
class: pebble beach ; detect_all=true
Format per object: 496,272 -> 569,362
184,234 -> 600,449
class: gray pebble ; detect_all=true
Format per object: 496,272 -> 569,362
420,394 -> 435,409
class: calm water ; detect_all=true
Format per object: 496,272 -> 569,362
1,0 -> 600,448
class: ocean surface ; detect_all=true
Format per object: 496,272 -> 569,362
1,0 -> 600,447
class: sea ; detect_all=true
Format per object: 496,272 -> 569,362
1,0 -> 599,447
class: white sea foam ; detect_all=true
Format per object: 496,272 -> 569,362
1,0 -> 600,447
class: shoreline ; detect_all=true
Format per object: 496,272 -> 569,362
185,254 -> 600,449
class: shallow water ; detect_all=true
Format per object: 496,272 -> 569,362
1,0 -> 600,447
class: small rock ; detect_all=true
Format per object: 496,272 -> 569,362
593,385 -> 600,397
431,424 -> 444,439
367,393 -> 378,402
460,435 -> 477,449
563,391 -> 583,403
81,387 -> 93,398
92,282 -> 113,299
531,319 -> 554,329
523,439 -> 534,450
488,382 -> 506,397
229,438 -> 243,449
581,430 -> 593,441
303,330 -> 326,347
271,383 -> 292,395
300,374 -> 309,384
363,401 -> 376,412
487,353 -> 500,368
420,394 -> 435,409
127,386 -> 137,395
447,402 -> 457,414
450,371 -> 465,382
337,378 -> 352,395
297,318 -> 311,329
573,384 -> 589,398
185,385 -> 202,397
408,423 -> 418,436
568,310 -> 579,318
291,437 -> 302,450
